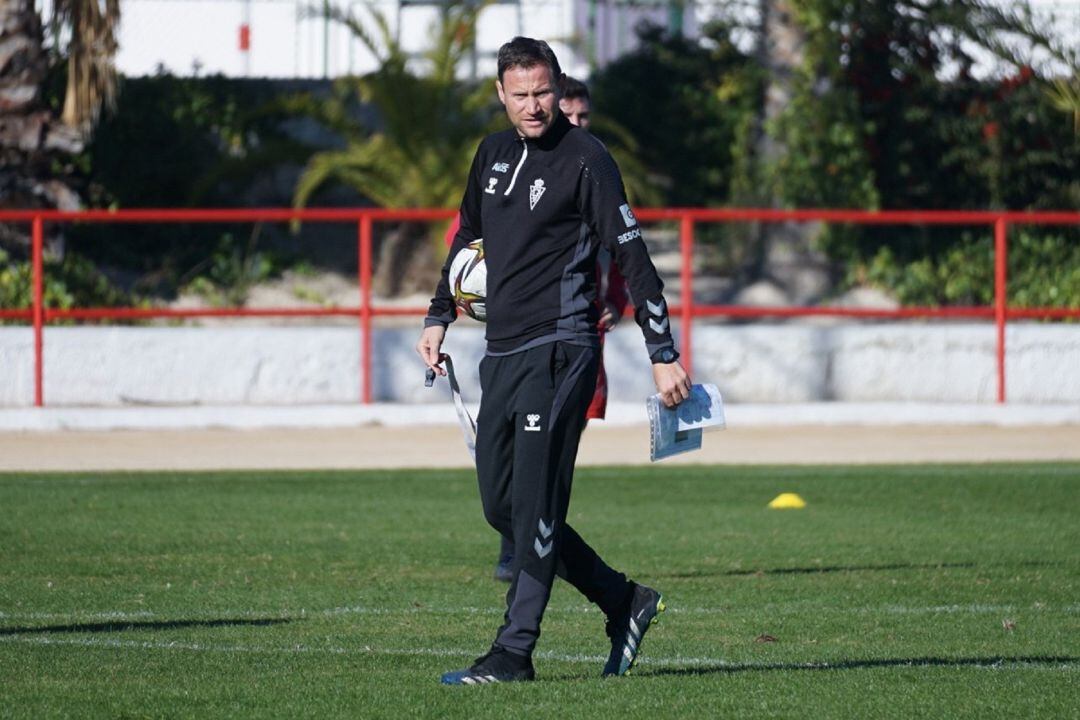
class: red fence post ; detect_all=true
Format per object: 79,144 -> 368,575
994,216 -> 1008,404
359,214 -> 373,404
32,216 -> 44,407
680,214 -> 694,377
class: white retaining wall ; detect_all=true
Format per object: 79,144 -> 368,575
1,323 -> 1078,407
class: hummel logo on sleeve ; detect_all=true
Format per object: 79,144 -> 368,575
647,299 -> 669,333
619,203 -> 637,228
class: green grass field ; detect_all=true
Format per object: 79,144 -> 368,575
1,463 -> 1078,718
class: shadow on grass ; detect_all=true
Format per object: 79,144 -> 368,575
638,655 -> 1079,678
658,559 -> 1063,579
0,618 -> 292,636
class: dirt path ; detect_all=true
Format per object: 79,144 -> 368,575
2,424 -> 1078,471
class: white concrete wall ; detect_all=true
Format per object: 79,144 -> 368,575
1,323 -> 1078,407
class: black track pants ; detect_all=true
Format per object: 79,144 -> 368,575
475,341 -> 631,656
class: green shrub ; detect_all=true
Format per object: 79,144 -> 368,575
178,232 -> 279,307
857,230 -> 1080,308
0,248 -> 146,320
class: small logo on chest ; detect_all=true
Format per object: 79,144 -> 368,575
529,178 -> 546,210
492,162 -> 510,173
524,413 -> 542,432
484,177 -> 498,194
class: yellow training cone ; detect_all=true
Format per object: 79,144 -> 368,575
768,493 -> 806,509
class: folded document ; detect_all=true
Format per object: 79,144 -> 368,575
647,383 -> 726,461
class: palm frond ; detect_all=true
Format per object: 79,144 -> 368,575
900,0 -> 1073,76
1043,73 -> 1080,136
328,3 -> 382,61
425,0 -> 489,86
291,0 -> 504,211
50,0 -> 120,133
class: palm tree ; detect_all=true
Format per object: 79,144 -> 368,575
293,1 -> 495,210
0,0 -> 118,212
289,0 -> 498,295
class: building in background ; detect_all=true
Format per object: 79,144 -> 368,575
47,0 -> 694,80
33,0 -> 1080,80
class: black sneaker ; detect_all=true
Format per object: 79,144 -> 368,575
441,645 -> 535,685
493,552 -> 514,583
602,583 -> 665,677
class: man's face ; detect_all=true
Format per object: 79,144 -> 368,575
559,96 -> 591,129
496,64 -> 560,139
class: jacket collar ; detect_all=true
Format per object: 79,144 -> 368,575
524,112 -> 572,151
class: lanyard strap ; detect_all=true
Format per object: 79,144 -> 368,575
442,355 -> 477,461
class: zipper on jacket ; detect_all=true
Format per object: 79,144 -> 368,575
504,138 -> 527,195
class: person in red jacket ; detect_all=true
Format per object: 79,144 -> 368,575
443,75 -> 628,583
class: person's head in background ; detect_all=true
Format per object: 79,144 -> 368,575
558,76 -> 591,129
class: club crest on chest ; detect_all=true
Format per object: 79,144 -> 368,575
529,179 -> 546,210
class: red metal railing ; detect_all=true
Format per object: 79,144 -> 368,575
1,207 -> 1077,407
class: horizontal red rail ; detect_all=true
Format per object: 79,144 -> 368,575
47,307 -> 363,321
16,303 -> 1077,322
1006,308 -> 1080,320
0,208 -> 457,223
1,207 -> 1077,224
633,208 -> 1080,225
687,305 -> 997,320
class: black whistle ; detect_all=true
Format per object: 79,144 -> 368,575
424,368 -> 436,387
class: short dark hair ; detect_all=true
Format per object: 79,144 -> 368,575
497,37 -> 562,83
559,76 -> 589,101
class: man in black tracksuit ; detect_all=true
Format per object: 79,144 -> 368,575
417,37 -> 691,685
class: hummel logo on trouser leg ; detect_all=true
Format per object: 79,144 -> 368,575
534,518 -> 554,558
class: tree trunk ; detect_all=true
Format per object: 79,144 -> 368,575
751,0 -> 831,304
759,0 -> 805,172
0,0 -> 81,259
1,0 -> 49,160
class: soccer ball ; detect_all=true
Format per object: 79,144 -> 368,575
449,239 -> 486,322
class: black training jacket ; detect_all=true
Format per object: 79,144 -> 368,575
425,113 -> 676,359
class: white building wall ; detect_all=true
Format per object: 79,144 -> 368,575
36,0 -> 697,79
32,0 -> 1077,80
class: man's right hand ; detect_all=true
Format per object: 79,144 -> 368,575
416,325 -> 447,376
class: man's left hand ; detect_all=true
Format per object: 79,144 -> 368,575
652,361 -> 691,408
